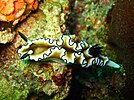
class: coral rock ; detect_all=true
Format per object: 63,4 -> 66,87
0,0 -> 38,25
0,28 -> 16,44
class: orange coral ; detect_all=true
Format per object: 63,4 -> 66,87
0,0 -> 38,23
45,0 -> 53,2
25,0 -> 38,10
25,0 -> 34,4
0,0 -> 14,15
6,0 -> 26,22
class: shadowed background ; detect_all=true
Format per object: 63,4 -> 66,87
108,0 -> 134,99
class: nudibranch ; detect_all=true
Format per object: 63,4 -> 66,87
17,32 -> 120,68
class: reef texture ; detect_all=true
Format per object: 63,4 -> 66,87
0,21 -> 17,44
0,27 -> 16,44
0,0 -> 38,44
0,0 -> 38,24
15,0 -> 70,47
69,0 -> 116,66
0,0 -> 72,99
69,0 -> 125,99
0,0 -> 126,100
69,0 -> 115,49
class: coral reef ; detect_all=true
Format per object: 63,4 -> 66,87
0,21 -> 17,44
0,43 -> 72,99
74,63 -> 125,99
0,27 -> 16,44
16,0 -> 70,47
69,0 -> 116,58
0,0 -> 72,99
0,0 -> 38,44
0,43 -> 30,100
68,0 -> 125,99
0,0 -> 126,100
31,62 -> 72,99
0,0 -> 38,25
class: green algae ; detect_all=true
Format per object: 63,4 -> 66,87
1,0 -> 70,99
0,78 -> 28,100
75,0 -> 116,44
18,0 -> 69,44
73,0 -> 118,59
71,0 -> 125,99
0,63 -> 30,100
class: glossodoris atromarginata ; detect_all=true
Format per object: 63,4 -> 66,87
17,32 -> 120,68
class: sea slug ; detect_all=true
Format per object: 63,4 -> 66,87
18,32 -> 120,68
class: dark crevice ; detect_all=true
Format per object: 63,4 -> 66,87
64,65 -> 83,100
66,0 -> 77,34
108,0 -> 134,99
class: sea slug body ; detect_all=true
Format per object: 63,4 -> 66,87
18,32 -> 120,68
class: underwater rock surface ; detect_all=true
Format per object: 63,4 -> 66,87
108,0 -> 134,99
